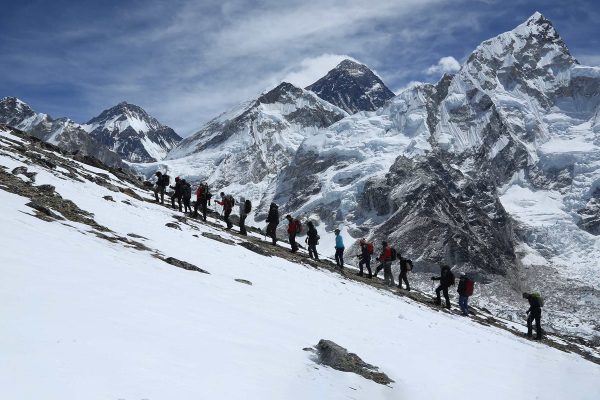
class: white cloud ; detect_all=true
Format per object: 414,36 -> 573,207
278,54 -> 357,88
426,56 -> 461,75
577,54 -> 600,66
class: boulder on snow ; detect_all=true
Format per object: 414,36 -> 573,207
165,222 -> 181,230
238,241 -> 271,257
25,201 -> 64,220
103,195 -> 115,202
119,187 -> 143,201
163,257 -> 210,274
11,166 -> 27,175
314,339 -> 394,385
234,278 -> 252,285
201,232 -> 235,245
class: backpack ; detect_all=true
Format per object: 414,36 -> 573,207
447,271 -> 456,286
183,184 -> 192,198
294,219 -> 302,234
366,242 -> 374,255
390,247 -> 398,261
401,258 -> 413,272
464,278 -> 474,296
160,174 -> 170,186
532,292 -> 544,307
226,195 -> 235,208
244,199 -> 252,214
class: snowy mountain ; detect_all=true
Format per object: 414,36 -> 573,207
269,12 -> 600,339
306,59 -> 395,114
2,125 -> 599,399
83,102 -> 181,162
0,97 -> 123,167
137,82 -> 347,212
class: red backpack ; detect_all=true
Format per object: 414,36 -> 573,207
464,279 -> 474,296
366,242 -> 374,254
294,219 -> 302,234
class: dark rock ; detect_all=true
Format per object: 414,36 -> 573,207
11,166 -> 28,175
143,180 -> 154,188
103,195 -> 115,202
163,257 -> 209,274
201,232 -> 235,245
234,278 -> 253,285
25,201 -> 64,220
119,187 -> 143,201
24,171 -> 37,181
314,339 -> 394,385
36,184 -> 55,193
165,222 -> 181,230
238,241 -> 272,257
127,233 -> 148,240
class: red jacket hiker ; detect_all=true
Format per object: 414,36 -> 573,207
379,246 -> 392,262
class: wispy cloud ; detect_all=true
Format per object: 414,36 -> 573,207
426,56 -> 461,76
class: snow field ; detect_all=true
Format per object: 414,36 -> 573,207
2,131 -> 600,399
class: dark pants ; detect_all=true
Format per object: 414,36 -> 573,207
171,194 -> 182,211
193,199 -> 208,221
289,233 -> 298,252
239,214 -> 247,235
183,196 -> 191,213
154,185 -> 166,203
358,257 -> 372,277
266,222 -> 278,245
398,269 -> 410,290
308,243 -> 318,260
435,285 -> 450,308
223,209 -> 232,229
379,262 -> 394,286
459,295 -> 469,315
335,248 -> 344,268
527,311 -> 542,339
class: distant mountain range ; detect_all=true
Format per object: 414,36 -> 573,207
0,98 -> 182,165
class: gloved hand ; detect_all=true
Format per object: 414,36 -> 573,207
431,276 -> 436,280
526,310 -> 530,315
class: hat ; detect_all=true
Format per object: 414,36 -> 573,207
286,214 -> 292,219
460,272 -> 466,277
334,228 -> 340,233
175,176 -> 180,181
382,241 -> 388,246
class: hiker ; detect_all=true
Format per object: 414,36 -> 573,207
216,192 -> 234,230
181,179 -> 192,214
305,221 -> 319,260
356,239 -> 373,278
523,292 -> 543,340
153,171 -> 169,204
285,215 -> 301,253
334,229 -> 344,269
398,255 -> 413,291
265,203 -> 279,245
375,241 -> 395,286
193,182 -> 209,221
170,176 -> 183,211
432,265 -> 455,309
239,196 -> 251,235
457,273 -> 474,316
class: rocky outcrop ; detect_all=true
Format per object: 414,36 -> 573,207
313,339 -> 393,385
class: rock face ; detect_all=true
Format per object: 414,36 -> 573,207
83,102 -> 181,162
306,59 -> 395,114
314,339 -> 393,385
0,97 -> 124,167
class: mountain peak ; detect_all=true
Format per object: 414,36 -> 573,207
306,59 -> 395,113
257,82 -> 305,105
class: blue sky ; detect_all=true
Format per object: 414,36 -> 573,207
1,0 -> 599,136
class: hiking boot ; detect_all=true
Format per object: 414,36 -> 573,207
356,272 -> 363,277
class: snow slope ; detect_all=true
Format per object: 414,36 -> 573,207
2,126 -> 600,399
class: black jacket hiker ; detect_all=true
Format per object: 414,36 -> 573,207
398,256 -> 412,291
357,240 -> 372,278
432,265 -> 454,308
182,180 -> 192,213
153,171 -> 169,204
265,203 -> 279,245
523,293 -> 543,340
306,221 -> 319,260
170,177 -> 183,211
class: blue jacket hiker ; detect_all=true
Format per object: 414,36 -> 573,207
334,229 -> 344,269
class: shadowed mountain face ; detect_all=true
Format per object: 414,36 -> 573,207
306,59 -> 395,114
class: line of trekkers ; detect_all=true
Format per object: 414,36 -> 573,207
152,171 -> 544,340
